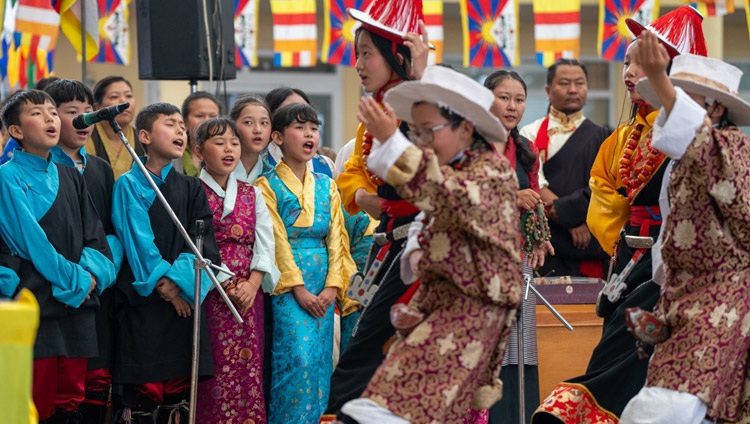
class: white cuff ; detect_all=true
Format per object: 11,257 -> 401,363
652,87 -> 707,160
366,131 -> 413,180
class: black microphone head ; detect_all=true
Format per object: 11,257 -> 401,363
72,114 -> 89,130
115,102 -> 130,112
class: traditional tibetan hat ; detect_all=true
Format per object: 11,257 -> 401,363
348,0 -> 435,49
384,65 -> 507,144
636,54 -> 750,126
626,5 -> 707,58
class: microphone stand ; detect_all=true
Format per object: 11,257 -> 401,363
105,118 -> 242,424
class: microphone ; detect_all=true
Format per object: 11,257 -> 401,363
73,102 -> 130,129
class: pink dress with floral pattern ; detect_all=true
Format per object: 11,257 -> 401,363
647,123 -> 750,422
196,180 -> 266,423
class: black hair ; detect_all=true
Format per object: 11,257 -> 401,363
35,76 -> 61,91
546,58 -> 588,86
355,27 -> 413,83
265,87 -> 311,114
272,103 -> 321,133
1,90 -> 56,130
93,75 -> 132,106
135,102 -> 181,133
483,70 -> 537,173
230,94 -> 271,122
181,91 -> 222,119
194,117 -> 238,148
43,79 -> 94,107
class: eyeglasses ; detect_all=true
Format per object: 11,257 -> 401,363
408,122 -> 452,144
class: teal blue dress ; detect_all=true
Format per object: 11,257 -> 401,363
264,168 -> 335,424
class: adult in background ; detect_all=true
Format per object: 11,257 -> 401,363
520,59 -> 609,279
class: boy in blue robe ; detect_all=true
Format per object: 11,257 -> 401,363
110,102 -> 220,423
0,90 -> 116,423
44,79 -> 124,423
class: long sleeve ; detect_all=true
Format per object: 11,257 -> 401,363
324,181 -> 355,295
651,87 -> 707,160
255,176 -> 305,295
336,124 -> 378,214
111,172 -> 214,304
78,180 -> 116,294
250,186 -> 280,293
0,166 -> 99,308
587,125 -> 632,255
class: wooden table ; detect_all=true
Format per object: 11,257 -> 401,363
536,304 -> 604,400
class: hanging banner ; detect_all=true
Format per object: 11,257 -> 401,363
598,0 -> 658,61
461,0 -> 519,68
533,0 -> 580,67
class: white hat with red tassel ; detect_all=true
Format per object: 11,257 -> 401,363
626,5 -> 707,58
348,0 -> 434,49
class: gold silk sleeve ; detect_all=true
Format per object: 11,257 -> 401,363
255,176 -> 305,295
587,124 -> 632,255
336,124 -> 378,215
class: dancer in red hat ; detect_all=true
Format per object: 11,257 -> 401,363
620,29 -> 750,424
324,0 -> 431,421
532,6 -> 706,423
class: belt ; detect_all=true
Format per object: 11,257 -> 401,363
373,223 -> 411,246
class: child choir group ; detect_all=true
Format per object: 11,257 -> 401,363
3,0 -> 750,423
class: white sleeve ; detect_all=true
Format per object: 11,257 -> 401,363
366,131 -> 413,179
400,211 -> 426,284
652,87 -> 707,160
251,187 -> 281,293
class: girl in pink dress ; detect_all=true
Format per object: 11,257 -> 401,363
194,117 -> 279,423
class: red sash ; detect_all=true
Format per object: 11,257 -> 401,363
535,117 -> 550,163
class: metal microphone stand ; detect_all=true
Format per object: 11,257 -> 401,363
106,118 -> 242,424
516,272 -> 573,424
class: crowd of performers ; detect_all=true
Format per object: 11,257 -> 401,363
2,0 -> 749,423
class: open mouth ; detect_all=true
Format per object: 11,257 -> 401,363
625,81 -> 635,91
173,139 -> 185,148
221,156 -> 235,166
303,141 -> 315,152
46,127 -> 57,136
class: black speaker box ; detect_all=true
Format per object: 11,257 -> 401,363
136,0 -> 236,80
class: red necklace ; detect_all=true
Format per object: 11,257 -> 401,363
618,123 -> 664,201
361,131 -> 385,186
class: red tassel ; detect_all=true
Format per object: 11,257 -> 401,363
363,0 -> 425,40
649,5 -> 707,57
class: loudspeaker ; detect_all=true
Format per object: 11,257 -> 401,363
136,0 -> 236,80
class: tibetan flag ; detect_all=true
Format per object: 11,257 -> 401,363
57,0 -> 100,60
533,0 -> 580,67
599,0 -> 658,61
423,0 -> 443,65
90,0 -> 129,65
322,0 -> 369,66
271,0 -> 317,67
688,1 -> 734,16
461,0 -> 519,68
235,0 -> 258,68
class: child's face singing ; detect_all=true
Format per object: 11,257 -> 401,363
235,104 -> 271,155
355,31 -> 396,94
623,41 -> 648,104
410,102 -> 468,166
197,128 -> 241,179
10,100 -> 60,157
58,100 -> 94,151
140,113 -> 187,161
275,120 -> 320,165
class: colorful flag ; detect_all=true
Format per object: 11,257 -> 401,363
57,0 -> 99,60
461,0 -> 519,68
270,0 -> 317,67
423,0 -> 443,65
235,0 -> 258,68
598,0 -> 658,61
322,0 -> 369,66
2,0 -> 18,85
689,1 -> 734,16
90,0 -> 129,65
15,0 -> 59,87
533,0 -> 580,67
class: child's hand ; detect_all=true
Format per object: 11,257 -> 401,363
317,287 -> 338,312
156,278 -> 180,301
233,279 -> 260,315
171,296 -> 192,318
635,31 -> 670,81
357,97 -> 399,143
293,285 -> 326,318
403,20 -> 430,81
86,275 -> 97,301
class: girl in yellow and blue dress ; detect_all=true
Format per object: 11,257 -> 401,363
255,102 -> 356,424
